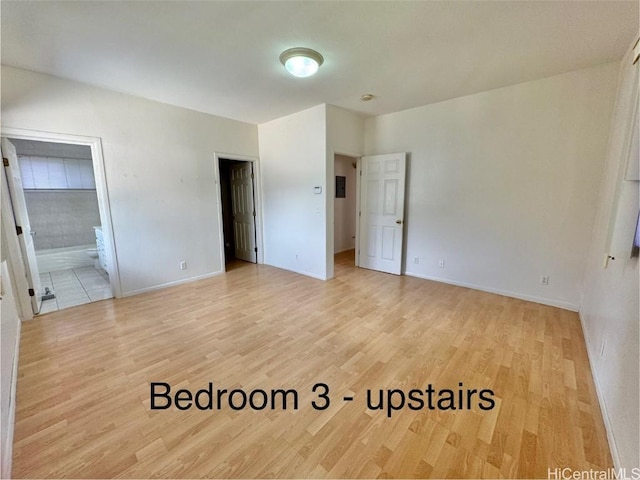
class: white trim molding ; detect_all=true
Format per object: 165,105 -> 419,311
1,323 -> 21,480
404,270 -> 580,311
122,270 -> 224,297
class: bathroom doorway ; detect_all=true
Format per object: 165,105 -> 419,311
333,154 -> 358,276
217,157 -> 259,267
1,132 -> 117,315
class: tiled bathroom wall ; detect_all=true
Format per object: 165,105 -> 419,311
24,190 -> 100,250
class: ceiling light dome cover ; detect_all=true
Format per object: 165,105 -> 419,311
280,47 -> 324,77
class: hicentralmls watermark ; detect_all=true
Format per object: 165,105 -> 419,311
548,468 -> 640,480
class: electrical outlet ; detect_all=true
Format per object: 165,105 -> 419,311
180,261 -> 187,270
439,259 -> 445,268
540,275 -> 549,285
414,257 -> 419,264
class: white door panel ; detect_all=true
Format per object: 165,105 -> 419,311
230,163 -> 257,263
358,153 -> 406,275
2,138 -> 42,314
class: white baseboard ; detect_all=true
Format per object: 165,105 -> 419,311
403,271 -> 579,311
298,270 -> 328,281
263,262 -> 328,281
578,311 -> 620,470
122,270 -> 225,297
1,322 -> 21,480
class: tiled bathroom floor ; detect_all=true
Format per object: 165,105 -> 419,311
39,266 -> 113,314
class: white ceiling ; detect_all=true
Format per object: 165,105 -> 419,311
2,1 -> 638,125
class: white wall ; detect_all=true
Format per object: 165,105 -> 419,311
580,42 -> 639,470
334,154 -> 357,253
326,105 -> 365,157
258,104 -> 363,280
258,105 -> 328,279
364,63 -> 620,310
1,66 -> 258,295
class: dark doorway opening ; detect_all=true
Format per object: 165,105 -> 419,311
218,158 -> 258,266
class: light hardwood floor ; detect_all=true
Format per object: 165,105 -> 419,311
12,250 -> 612,478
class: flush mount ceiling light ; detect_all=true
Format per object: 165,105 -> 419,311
279,47 -> 324,78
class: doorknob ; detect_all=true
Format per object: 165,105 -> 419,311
396,220 -> 403,225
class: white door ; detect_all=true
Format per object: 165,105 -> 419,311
358,153 -> 406,275
230,162 -> 257,263
2,138 -> 43,314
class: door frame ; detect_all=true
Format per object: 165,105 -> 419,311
1,166 -> 33,320
1,127 -> 122,299
214,152 -> 263,270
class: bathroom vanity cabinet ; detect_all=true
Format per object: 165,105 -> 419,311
94,226 -> 108,272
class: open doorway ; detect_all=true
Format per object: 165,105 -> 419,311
1,133 -> 117,316
333,154 -> 358,275
218,158 -> 258,267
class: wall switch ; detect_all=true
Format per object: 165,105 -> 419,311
438,259 -> 445,268
414,257 -> 419,264
540,275 -> 549,285
180,261 -> 187,270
